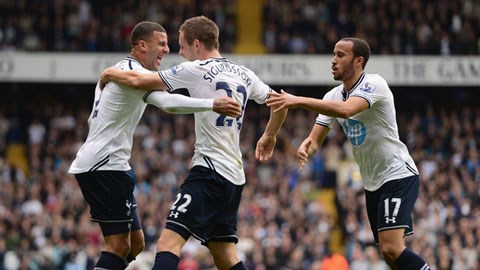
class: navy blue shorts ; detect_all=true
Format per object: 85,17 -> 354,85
165,166 -> 244,246
365,175 -> 419,244
74,170 -> 141,236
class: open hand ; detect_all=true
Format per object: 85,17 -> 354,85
255,134 -> 276,161
266,90 -> 298,112
297,139 -> 312,169
213,97 -> 242,117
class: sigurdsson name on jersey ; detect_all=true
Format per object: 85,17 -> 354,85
202,62 -> 252,87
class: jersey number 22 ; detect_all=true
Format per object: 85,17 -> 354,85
215,81 -> 247,130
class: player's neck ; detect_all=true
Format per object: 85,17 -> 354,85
343,71 -> 364,92
130,52 -> 147,69
198,50 -> 222,60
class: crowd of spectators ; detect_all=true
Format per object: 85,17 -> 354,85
1,0 -> 480,269
1,0 -> 479,55
1,86 -> 480,269
262,0 -> 480,55
0,0 -> 237,53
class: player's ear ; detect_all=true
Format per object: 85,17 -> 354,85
137,39 -> 147,51
194,39 -> 200,49
356,56 -> 364,66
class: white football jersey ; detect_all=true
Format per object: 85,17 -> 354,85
316,73 -> 418,191
69,57 -> 151,173
159,58 -> 271,185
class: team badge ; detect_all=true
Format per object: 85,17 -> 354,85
359,82 -> 376,93
126,200 -> 132,217
170,65 -> 184,75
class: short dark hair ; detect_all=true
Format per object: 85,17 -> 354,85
179,16 -> 219,50
340,37 -> 371,69
130,21 -> 166,46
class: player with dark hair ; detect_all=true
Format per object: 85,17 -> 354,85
100,16 -> 287,270
69,21 -> 241,270
266,37 -> 431,270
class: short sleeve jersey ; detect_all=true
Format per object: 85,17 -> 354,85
316,73 -> 418,191
159,58 -> 271,185
69,56 -> 151,173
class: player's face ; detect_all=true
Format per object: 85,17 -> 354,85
144,31 -> 170,71
178,31 -> 198,61
331,40 -> 356,82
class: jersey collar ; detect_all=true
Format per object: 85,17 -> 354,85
125,56 -> 143,67
341,72 -> 365,101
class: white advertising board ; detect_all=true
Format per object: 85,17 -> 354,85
0,52 -> 478,86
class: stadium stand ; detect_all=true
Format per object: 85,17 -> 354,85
2,85 -> 480,269
261,0 -> 480,55
0,0 -> 478,55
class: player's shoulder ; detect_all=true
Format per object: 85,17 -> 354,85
169,59 -> 205,72
177,58 -> 219,69
225,58 -> 253,72
325,84 -> 342,97
363,73 -> 388,87
355,73 -> 389,94
162,60 -> 200,78
115,56 -> 148,72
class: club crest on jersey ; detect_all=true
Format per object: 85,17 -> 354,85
359,82 -> 376,93
170,65 -> 184,75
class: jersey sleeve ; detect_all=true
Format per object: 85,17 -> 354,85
315,89 -> 336,128
144,91 -> 213,113
245,68 -> 271,104
158,62 -> 199,92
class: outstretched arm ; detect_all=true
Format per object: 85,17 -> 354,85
146,91 -> 241,117
255,98 -> 288,161
266,90 -> 368,119
297,124 -> 329,169
100,67 -> 167,90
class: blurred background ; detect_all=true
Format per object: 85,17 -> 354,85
1,0 -> 480,269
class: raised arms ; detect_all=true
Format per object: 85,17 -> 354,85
266,90 -> 368,119
100,67 -> 241,117
100,67 -> 167,90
